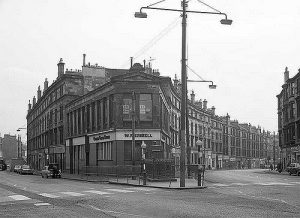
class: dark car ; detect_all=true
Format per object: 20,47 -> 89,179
287,163 -> 300,176
19,165 -> 34,175
41,163 -> 61,178
14,165 -> 22,173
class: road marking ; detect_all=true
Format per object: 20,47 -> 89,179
211,184 -> 230,187
61,192 -> 85,196
39,193 -> 60,198
125,187 -> 156,192
290,181 -> 300,184
105,189 -> 135,193
34,203 -> 51,206
8,195 -> 31,201
231,183 -> 249,186
83,190 -> 112,195
255,182 -> 294,186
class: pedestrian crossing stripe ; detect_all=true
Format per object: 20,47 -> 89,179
40,193 -> 60,198
8,195 -> 31,201
83,190 -> 112,195
34,203 -> 51,206
105,189 -> 135,193
61,192 -> 85,196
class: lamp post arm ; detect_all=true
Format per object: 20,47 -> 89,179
187,80 -> 215,86
140,6 -> 228,19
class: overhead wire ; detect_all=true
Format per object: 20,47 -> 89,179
196,0 -> 222,13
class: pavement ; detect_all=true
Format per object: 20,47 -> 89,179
61,172 -> 206,189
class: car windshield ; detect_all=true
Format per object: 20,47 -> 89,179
49,164 -> 59,170
290,164 -> 295,167
22,165 -> 30,169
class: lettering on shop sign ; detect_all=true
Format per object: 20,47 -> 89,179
93,134 -> 110,141
124,133 -> 152,138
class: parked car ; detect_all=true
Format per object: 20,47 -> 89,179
19,165 -> 34,175
287,163 -> 300,176
41,163 -> 61,178
14,165 -> 22,173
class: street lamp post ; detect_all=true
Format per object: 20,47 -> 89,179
17,128 -> 27,159
135,0 -> 232,187
141,141 -> 147,185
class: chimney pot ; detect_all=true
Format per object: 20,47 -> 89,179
57,58 -> 65,77
83,54 -> 86,66
284,67 -> 289,83
203,99 -> 207,110
190,90 -> 195,104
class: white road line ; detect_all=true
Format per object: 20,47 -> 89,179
105,189 -> 135,193
8,195 -> 31,201
255,182 -> 294,186
210,184 -> 230,187
39,193 -> 60,198
231,183 -> 249,186
83,190 -> 112,195
290,181 -> 300,184
61,192 -> 85,196
34,203 -> 51,206
125,187 -> 156,192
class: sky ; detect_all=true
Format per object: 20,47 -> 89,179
0,0 -> 299,141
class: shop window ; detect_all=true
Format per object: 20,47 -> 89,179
124,141 -> 132,160
79,145 -> 85,160
97,142 -> 112,160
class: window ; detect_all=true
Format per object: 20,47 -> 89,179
60,106 -> 63,121
79,145 -> 85,160
124,141 -> 132,160
91,102 -> 95,131
123,98 -> 132,121
97,142 -> 112,160
139,94 -> 152,121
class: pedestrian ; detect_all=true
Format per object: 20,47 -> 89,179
270,164 -> 273,171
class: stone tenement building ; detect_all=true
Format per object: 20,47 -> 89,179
277,67 -> 300,167
26,55 -> 127,170
27,55 -> 276,172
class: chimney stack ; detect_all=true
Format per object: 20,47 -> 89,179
37,86 -> 41,100
28,100 -> 32,111
211,106 -> 215,115
190,90 -> 195,104
44,78 -> 48,93
284,67 -> 289,83
57,58 -> 65,77
173,74 -> 179,90
203,99 -> 207,110
130,57 -> 133,68
83,54 -> 86,66
199,99 -> 202,109
33,96 -> 36,106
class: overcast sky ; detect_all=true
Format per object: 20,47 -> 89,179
1,0 -> 299,140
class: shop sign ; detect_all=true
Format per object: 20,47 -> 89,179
117,130 -> 160,140
93,134 -> 110,141
223,155 -> 229,160
90,132 -> 114,143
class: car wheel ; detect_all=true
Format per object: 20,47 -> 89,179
46,174 -> 48,178
41,174 -> 44,178
298,172 -> 300,176
289,172 -> 292,175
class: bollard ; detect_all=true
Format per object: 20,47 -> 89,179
198,165 -> 203,186
142,163 -> 147,185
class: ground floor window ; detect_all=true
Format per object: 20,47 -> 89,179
97,142 -> 112,160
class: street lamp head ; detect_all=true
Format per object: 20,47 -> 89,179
17,129 -> 20,132
209,84 -> 217,89
134,11 -> 147,18
220,19 -> 232,25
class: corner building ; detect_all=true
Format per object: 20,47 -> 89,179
277,67 -> 300,166
65,64 -> 172,173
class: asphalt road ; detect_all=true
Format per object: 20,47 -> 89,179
0,169 -> 299,218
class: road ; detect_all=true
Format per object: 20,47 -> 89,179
0,169 -> 299,218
